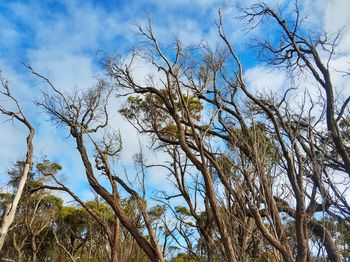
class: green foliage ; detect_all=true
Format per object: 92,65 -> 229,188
217,154 -> 235,176
229,123 -> 278,163
120,91 -> 203,142
175,206 -> 191,216
40,194 -> 63,211
37,160 -> 62,176
169,252 -> 197,262
119,95 -> 147,120
175,95 -> 203,121
85,200 -> 115,223
59,206 -> 87,224
0,193 -> 12,213
7,160 -> 35,187
0,192 -> 12,202
148,205 -> 166,220
159,124 -> 179,139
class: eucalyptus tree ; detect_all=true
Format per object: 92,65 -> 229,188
0,162 -> 62,262
0,73 -> 35,251
105,3 -> 349,261
9,1 -> 348,261
31,68 -> 166,261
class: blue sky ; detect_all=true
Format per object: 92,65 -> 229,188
0,0 -> 349,202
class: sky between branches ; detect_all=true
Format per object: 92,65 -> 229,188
0,0 -> 349,202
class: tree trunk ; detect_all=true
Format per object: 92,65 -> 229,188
31,234 -> 37,262
110,220 -> 119,262
0,108 -> 34,251
110,246 -> 118,262
0,163 -> 30,250
309,221 -> 343,262
74,133 -> 164,262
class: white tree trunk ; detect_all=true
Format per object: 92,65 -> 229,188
0,163 -> 30,250
0,73 -> 34,251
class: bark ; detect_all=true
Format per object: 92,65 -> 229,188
73,132 -> 165,262
0,81 -> 34,251
0,164 -> 30,249
110,220 -> 119,262
275,198 -> 343,262
308,221 -> 343,262
0,127 -> 34,250
31,234 -> 37,262
110,248 -> 118,262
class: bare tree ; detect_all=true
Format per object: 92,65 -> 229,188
241,2 -> 350,175
32,68 -> 166,262
105,3 -> 348,260
0,73 -> 35,251
1,2 -> 348,261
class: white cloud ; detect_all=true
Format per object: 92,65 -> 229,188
323,0 -> 350,54
245,66 -> 288,95
1,0 -> 349,203
29,50 -> 96,91
0,119 -> 27,176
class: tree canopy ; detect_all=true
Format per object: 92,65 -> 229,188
1,1 -> 350,262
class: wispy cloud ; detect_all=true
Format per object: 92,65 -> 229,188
0,0 -> 349,201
